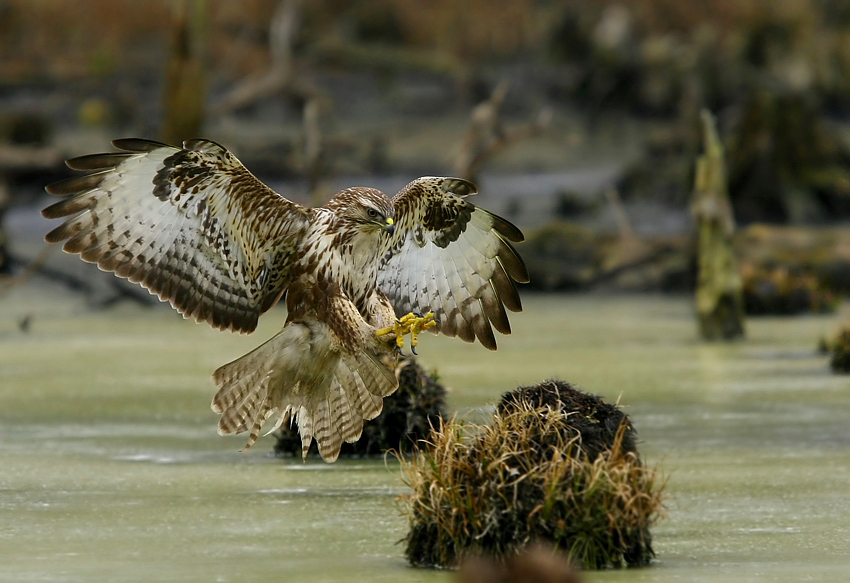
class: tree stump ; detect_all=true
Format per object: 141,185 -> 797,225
692,110 -> 745,340
160,0 -> 208,146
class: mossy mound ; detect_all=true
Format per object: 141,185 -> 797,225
273,358 -> 446,458
400,380 -> 664,570
497,381 -> 637,462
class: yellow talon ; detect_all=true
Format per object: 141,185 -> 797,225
409,312 -> 437,348
375,312 -> 437,352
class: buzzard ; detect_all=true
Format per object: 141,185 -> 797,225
42,138 -> 528,461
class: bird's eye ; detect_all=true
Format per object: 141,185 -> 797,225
367,208 -> 379,218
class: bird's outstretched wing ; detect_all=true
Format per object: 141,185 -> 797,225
377,177 -> 529,350
43,138 -> 312,333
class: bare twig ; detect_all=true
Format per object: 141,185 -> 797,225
599,187 -> 652,271
454,81 -> 552,182
210,0 -> 321,115
604,187 -> 635,241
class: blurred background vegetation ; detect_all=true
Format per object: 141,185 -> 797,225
4,0 -> 850,309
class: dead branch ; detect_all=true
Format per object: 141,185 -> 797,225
454,81 -> 552,182
210,0 -> 321,115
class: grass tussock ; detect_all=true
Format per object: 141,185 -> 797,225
399,381 -> 665,570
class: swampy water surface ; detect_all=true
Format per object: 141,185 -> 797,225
1,289 -> 848,582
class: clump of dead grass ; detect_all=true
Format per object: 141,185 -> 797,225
399,381 -> 665,570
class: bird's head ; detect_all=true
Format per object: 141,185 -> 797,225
326,187 -> 396,236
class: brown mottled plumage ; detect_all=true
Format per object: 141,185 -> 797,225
43,138 -> 528,461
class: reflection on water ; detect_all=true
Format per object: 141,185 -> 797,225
1,288 -> 849,582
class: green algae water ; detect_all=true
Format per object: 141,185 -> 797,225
1,287 -> 848,582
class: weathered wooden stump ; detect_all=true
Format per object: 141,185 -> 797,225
160,0 -> 207,146
692,110 -> 745,340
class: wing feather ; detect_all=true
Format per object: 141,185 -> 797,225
482,278 -> 511,335
44,171 -> 110,197
487,212 -> 525,243
43,138 -> 313,333
442,240 -> 472,336
490,257 -> 523,313
425,242 -> 449,325
471,301 -> 497,349
445,236 -> 493,337
42,191 -> 100,218
378,177 -> 527,350
112,137 -> 170,152
493,237 -> 530,283
65,152 -> 134,171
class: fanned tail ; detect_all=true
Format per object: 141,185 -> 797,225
211,322 -> 398,461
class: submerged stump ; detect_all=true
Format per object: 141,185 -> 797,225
273,358 -> 446,458
692,110 -> 745,340
400,380 -> 664,570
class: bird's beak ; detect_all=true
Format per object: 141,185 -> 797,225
384,217 -> 395,236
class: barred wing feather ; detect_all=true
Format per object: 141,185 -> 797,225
378,177 -> 529,350
43,138 -> 311,333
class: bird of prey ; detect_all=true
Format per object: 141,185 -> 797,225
42,138 -> 528,461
